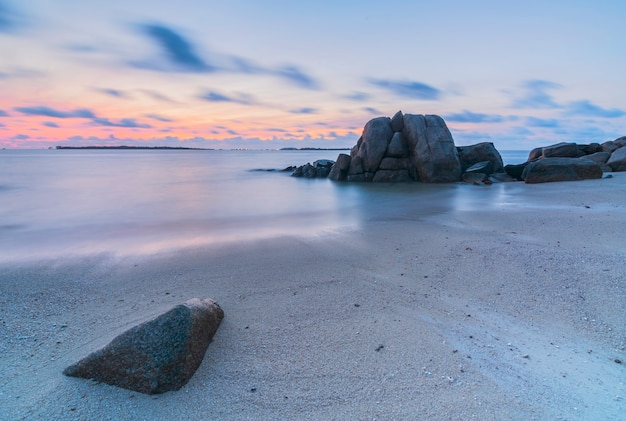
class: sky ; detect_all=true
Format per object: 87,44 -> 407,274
0,0 -> 625,150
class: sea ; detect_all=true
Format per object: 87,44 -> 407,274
0,149 -> 530,262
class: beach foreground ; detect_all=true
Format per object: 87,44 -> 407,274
1,177 -> 625,420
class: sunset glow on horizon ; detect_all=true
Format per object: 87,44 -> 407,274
1,0 -> 625,150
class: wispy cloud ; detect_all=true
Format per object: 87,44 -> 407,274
363,107 -> 383,115
91,117 -> 152,128
370,79 -> 441,100
0,109 -> 8,116
511,80 -> 562,109
344,92 -> 371,101
289,107 -> 317,114
0,0 -> 21,33
445,110 -> 510,123
14,106 -> 96,118
525,116 -> 560,128
96,88 -> 128,98
14,104 -> 153,129
133,22 -> 319,90
566,100 -> 625,118
272,66 -> 318,90
145,113 -> 173,122
43,121 -> 59,128
136,23 -> 213,72
199,90 -> 256,105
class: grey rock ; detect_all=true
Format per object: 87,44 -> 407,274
372,169 -> 412,183
541,142 -> 584,158
390,110 -> 404,132
457,142 -> 504,174
522,157 -> 603,183
465,160 -> 494,176
404,114 -> 461,182
504,162 -> 529,181
64,298 -> 224,394
528,147 -> 543,161
378,157 -> 410,171
607,146 -> 626,171
328,154 -> 351,181
462,172 -> 489,185
292,160 -> 335,178
582,151 -> 611,164
601,141 -> 620,153
579,143 -> 601,155
356,117 -> 393,173
386,132 -> 408,158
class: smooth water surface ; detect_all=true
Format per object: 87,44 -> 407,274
0,149 -> 526,262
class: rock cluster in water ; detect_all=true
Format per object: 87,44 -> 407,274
291,111 -> 626,184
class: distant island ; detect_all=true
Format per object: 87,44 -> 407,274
54,146 -> 350,151
279,147 -> 350,151
55,146 -> 212,150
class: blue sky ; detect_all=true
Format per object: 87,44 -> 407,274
0,0 -> 624,150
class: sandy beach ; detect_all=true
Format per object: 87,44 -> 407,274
1,176 -> 625,420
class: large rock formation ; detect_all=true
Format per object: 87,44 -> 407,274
329,111 -> 462,183
522,158 -> 603,183
64,298 -> 224,394
607,146 -> 626,172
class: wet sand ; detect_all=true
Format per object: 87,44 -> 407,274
1,176 -> 625,420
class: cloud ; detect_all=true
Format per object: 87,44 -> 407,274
566,100 -> 625,118
0,68 -> 43,79
91,118 -> 152,128
511,80 -> 562,109
43,121 -> 59,128
0,109 -> 8,116
145,113 -> 173,122
370,79 -> 441,100
137,23 -> 212,72
272,66 -> 318,90
96,88 -> 128,98
363,107 -> 383,115
14,106 -> 96,118
0,0 -> 20,32
344,92 -> 371,101
289,107 -> 317,114
133,23 -> 320,90
199,90 -> 256,105
445,110 -> 508,123
525,116 -> 560,128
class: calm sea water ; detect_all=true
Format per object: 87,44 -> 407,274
0,149 -> 529,262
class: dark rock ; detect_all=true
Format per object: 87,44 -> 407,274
465,160 -> 494,176
328,154 -> 351,181
541,142 -> 585,158
504,162 -> 530,181
457,142 -> 503,174
601,141 -> 620,153
353,117 -> 393,173
607,146 -> 626,171
462,172 -> 488,185
578,143 -> 601,155
386,132 -> 408,158
291,160 -> 335,178
522,157 -> 603,183
378,157 -> 410,171
404,114 -> 461,182
390,110 -> 404,132
614,136 -> 626,147
528,147 -> 543,161
372,169 -> 411,182
582,151 -> 611,164
64,298 -> 224,394
488,173 -> 517,183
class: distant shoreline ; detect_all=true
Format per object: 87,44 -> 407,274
55,146 -> 212,150
54,146 -> 350,151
